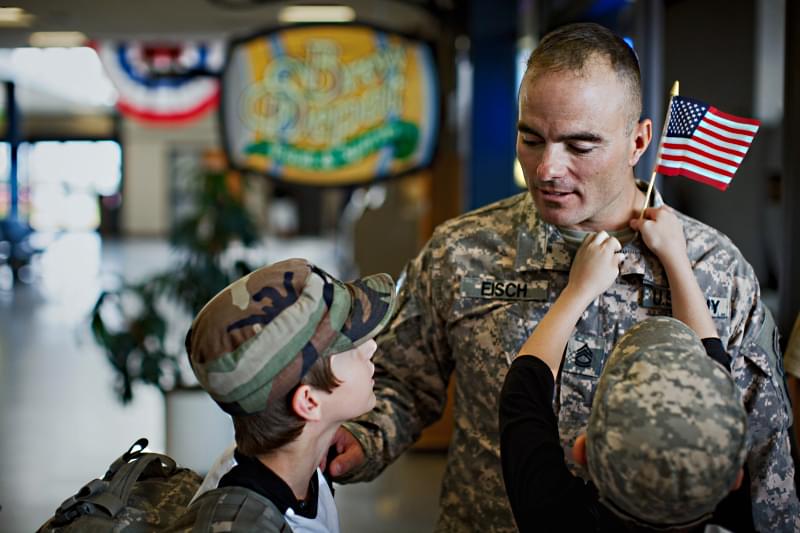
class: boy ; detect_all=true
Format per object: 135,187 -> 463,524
499,206 -> 751,531
165,258 -> 396,532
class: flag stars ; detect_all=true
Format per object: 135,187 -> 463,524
666,97 -> 709,137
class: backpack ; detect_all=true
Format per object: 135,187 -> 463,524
37,438 -> 202,533
163,486 -> 289,533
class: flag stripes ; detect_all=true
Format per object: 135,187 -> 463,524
655,96 -> 759,191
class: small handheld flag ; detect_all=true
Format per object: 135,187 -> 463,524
654,95 -> 760,191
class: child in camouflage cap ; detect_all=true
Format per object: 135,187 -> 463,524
167,258 -> 395,533
500,206 -> 750,532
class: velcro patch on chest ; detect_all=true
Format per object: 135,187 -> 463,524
640,282 -> 672,310
706,296 -> 730,318
460,277 -> 548,301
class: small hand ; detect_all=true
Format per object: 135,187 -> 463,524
567,230 -> 622,301
629,206 -> 687,265
325,426 -> 366,478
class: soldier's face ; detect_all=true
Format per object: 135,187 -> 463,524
327,339 -> 377,419
517,58 -> 651,231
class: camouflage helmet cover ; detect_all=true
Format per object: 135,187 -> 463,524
586,316 -> 747,528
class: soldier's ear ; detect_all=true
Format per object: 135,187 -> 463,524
291,385 -> 322,422
629,118 -> 652,167
571,433 -> 588,466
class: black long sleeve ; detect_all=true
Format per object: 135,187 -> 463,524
499,355 -> 609,532
701,337 -> 732,371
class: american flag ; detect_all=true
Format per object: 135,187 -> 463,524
655,95 -> 760,191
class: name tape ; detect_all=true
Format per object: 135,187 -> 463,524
461,277 -> 548,301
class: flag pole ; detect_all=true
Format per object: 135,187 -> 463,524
638,80 -> 680,221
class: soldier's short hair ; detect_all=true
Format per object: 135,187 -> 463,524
586,316 -> 747,528
525,22 -> 642,127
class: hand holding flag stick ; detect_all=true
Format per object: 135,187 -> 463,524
639,81 -> 680,221
638,81 -> 760,221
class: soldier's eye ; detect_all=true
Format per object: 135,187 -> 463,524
569,144 -> 593,154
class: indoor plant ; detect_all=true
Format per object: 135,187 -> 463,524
91,166 -> 259,403
90,161 -> 260,471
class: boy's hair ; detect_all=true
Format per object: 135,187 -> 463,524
586,317 -> 747,529
232,355 -> 340,456
525,22 -> 642,129
185,258 -> 395,451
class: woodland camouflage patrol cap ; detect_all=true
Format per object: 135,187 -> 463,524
586,316 -> 747,528
185,258 -> 395,416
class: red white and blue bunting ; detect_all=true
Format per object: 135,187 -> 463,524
94,40 -> 225,124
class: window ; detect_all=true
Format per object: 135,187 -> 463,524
22,141 -> 122,231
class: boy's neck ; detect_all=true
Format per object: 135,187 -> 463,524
257,424 -> 338,501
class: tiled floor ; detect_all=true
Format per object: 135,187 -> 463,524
0,233 -> 446,532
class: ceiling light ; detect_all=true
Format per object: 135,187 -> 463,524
0,7 -> 34,26
29,32 -> 88,48
278,5 -> 356,23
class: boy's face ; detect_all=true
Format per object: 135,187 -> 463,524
326,339 -> 378,420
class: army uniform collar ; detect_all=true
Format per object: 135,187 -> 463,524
514,183 -> 665,283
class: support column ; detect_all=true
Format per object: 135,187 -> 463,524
779,0 -> 800,338
466,0 -> 518,210
5,81 -> 18,220
633,0 -> 665,189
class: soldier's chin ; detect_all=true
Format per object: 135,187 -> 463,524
535,203 -> 581,227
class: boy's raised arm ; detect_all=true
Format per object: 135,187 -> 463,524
630,207 -> 718,340
517,231 -> 622,377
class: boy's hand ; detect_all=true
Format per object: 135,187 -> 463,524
567,230 -> 622,301
629,206 -> 687,265
325,426 -> 365,478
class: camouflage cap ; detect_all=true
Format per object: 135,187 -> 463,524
586,316 -> 747,528
185,259 -> 395,416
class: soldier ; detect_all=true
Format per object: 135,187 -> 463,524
328,21 -> 800,532
501,209 -> 749,531
167,259 -> 396,532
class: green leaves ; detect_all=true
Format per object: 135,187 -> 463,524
90,170 -> 260,403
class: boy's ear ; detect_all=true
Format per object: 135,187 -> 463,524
571,433 -> 588,466
291,385 -> 322,422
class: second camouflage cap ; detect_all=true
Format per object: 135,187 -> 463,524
586,316 -> 747,528
185,258 -> 395,416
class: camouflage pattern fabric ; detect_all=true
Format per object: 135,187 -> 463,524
37,445 -> 202,533
586,316 -> 747,527
186,258 -> 395,415
340,186 -> 800,532
163,486 -> 289,532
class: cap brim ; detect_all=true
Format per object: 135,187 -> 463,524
326,272 -> 396,355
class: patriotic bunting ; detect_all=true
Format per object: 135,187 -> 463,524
94,41 -> 225,124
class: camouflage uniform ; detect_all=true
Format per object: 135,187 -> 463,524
341,189 -> 800,532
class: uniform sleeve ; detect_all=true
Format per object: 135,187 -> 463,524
338,237 -> 455,482
783,314 -> 800,378
729,276 -> 800,531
